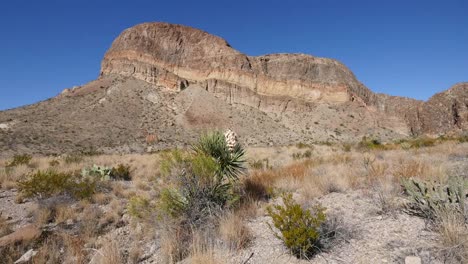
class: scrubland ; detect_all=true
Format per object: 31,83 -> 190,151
0,136 -> 467,264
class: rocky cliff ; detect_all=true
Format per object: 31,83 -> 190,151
100,22 -> 467,136
100,23 -> 375,109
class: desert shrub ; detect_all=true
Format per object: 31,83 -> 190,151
63,154 -> 84,164
402,176 -> 467,221
292,150 -> 312,160
48,159 -> 60,167
296,142 -> 312,149
243,174 -> 274,201
17,170 -> 96,200
457,132 -> 468,143
249,158 -> 270,170
6,154 -> 32,167
342,143 -> 352,152
267,193 -> 326,259
358,137 -> 386,150
110,164 -> 132,181
395,136 -> 437,149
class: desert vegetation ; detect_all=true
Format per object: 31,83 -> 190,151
0,134 -> 467,263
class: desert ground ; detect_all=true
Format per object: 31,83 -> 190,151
0,136 -> 467,264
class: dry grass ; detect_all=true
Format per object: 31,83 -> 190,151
435,207 -> 468,263
219,212 -> 252,250
160,224 -> 191,263
0,142 -> 466,263
94,237 -> 123,264
92,192 -> 112,205
188,232 -> 220,264
0,213 -> 12,237
55,204 -> 78,224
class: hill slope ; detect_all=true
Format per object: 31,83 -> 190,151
0,22 -> 466,155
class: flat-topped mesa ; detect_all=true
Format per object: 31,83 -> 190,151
100,22 -> 375,108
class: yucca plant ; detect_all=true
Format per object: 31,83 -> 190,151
192,130 -> 245,181
158,130 -> 246,225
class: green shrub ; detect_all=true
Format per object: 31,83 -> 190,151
296,142 -> 312,149
358,137 -> 386,150
457,133 -> 468,143
17,170 -> 96,200
267,193 -> 326,259
6,154 -> 32,167
110,164 -> 132,181
395,136 -> 437,149
128,196 -> 153,219
402,177 -> 467,220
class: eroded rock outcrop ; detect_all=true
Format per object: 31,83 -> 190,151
101,23 -> 375,110
100,22 -> 467,136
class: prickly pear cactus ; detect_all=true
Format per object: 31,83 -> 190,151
402,177 -> 467,220
81,164 -> 112,180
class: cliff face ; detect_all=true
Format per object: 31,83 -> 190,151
101,23 -> 375,111
100,22 -> 467,136
419,83 -> 468,135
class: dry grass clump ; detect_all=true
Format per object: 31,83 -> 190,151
93,237 -> 124,264
187,232 -> 220,264
219,212 -> 252,250
0,213 -> 13,237
435,207 -> 468,263
373,177 -> 401,214
160,223 -> 192,263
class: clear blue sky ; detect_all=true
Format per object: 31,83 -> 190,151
0,0 -> 467,110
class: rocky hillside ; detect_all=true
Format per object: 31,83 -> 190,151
0,22 -> 466,155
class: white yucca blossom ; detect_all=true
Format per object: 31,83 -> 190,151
224,129 -> 238,152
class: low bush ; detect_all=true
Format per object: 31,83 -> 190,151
17,170 -> 97,200
6,154 -> 32,167
358,137 -> 387,150
292,150 -> 312,160
267,193 -> 326,259
397,137 -> 437,149
248,158 -> 270,170
110,164 -> 132,181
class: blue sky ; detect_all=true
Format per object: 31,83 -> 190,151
0,0 -> 467,110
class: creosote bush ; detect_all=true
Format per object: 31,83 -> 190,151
267,193 -> 326,259
17,170 -> 97,200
